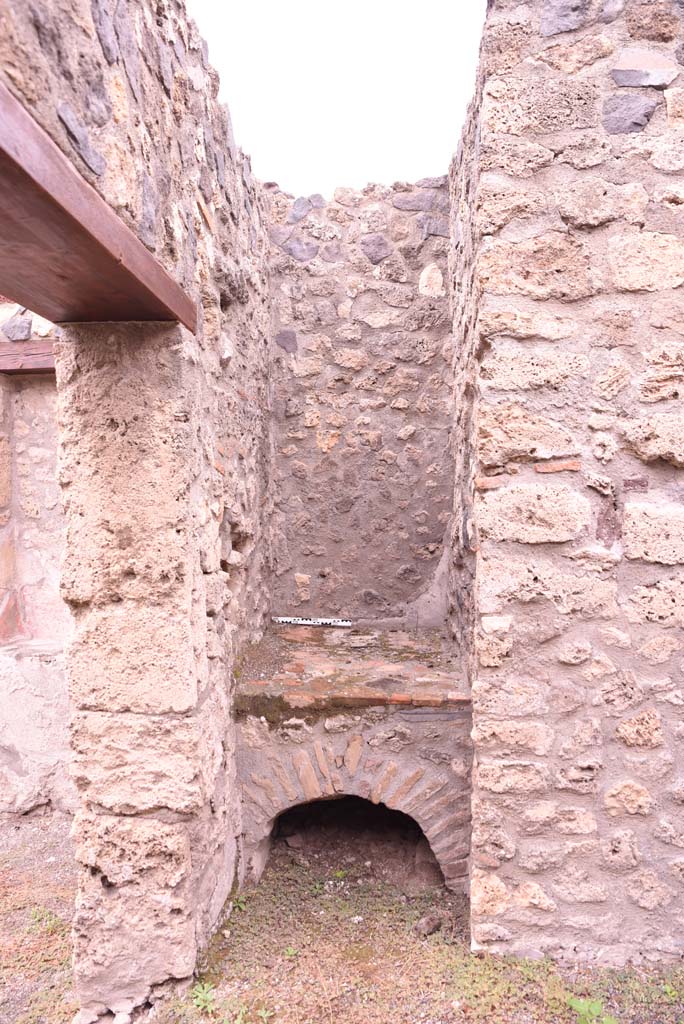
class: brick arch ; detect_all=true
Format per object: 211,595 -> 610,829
237,721 -> 472,892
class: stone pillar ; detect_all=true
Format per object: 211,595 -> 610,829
55,324 -> 236,1017
463,0 -> 684,963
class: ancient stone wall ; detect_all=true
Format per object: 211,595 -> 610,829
0,302 -> 74,814
446,76 -> 485,680
463,0 -> 684,964
0,1 -> 275,1017
268,184 -> 454,622
3,0 -> 684,1011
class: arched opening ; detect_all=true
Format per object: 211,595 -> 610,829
273,795 -> 447,893
201,795 -> 470,1020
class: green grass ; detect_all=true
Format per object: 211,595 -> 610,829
28,906 -> 65,936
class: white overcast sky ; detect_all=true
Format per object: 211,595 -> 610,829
185,0 -> 488,198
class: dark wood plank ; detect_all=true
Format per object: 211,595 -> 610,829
0,81 -> 197,333
0,340 -> 55,374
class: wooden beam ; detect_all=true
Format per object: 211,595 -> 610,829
0,81 -> 197,333
0,340 -> 55,374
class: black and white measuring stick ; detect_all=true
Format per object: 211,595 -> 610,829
272,615 -> 353,628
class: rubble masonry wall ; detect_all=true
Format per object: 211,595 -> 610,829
465,0 -> 684,964
268,183 -> 455,622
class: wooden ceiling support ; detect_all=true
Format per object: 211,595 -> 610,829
0,340 -> 55,374
0,81 -> 197,332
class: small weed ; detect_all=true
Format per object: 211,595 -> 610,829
567,995 -> 619,1024
222,1004 -> 248,1024
662,982 -> 681,1003
29,907 -> 63,935
332,869 -> 348,880
283,945 -> 298,959
218,996 -> 250,1024
191,981 -> 217,1014
255,1010 -> 275,1023
233,895 -> 247,912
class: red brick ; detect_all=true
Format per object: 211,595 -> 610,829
534,459 -> 581,474
475,475 -> 505,490
0,590 -> 24,642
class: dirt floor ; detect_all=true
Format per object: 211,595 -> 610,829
1,807 -> 684,1024
0,814 -> 77,1024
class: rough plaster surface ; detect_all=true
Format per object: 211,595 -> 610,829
0,641 -> 73,814
0,330 -> 74,815
268,184 -> 454,621
0,0 -> 683,1016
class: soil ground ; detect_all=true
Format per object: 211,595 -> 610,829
0,814 -> 77,1024
1,807 -> 683,1024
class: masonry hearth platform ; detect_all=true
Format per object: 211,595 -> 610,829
235,625 -> 472,890
236,624 -> 470,712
